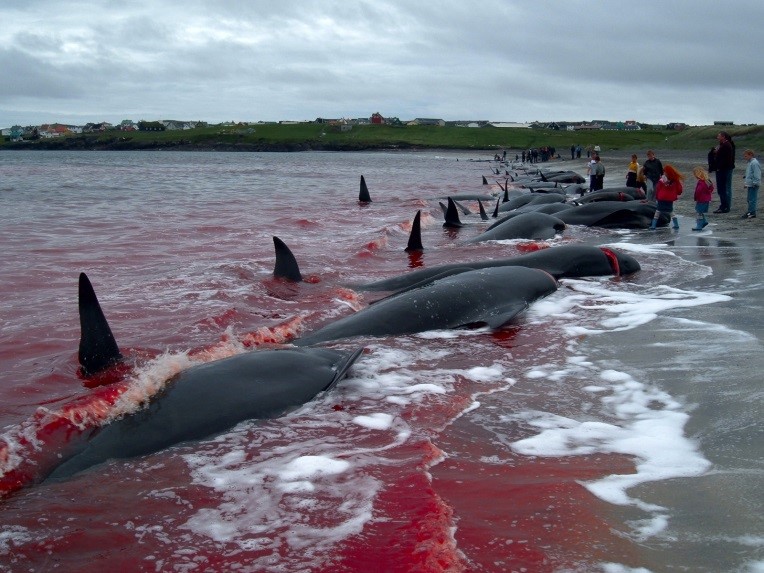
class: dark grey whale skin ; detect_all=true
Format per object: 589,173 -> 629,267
353,245 -> 640,293
45,346 -> 363,481
295,266 -> 559,347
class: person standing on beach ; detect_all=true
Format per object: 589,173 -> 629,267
741,149 -> 761,219
587,156 -> 597,192
626,154 -> 640,188
692,166 -> 714,231
643,150 -> 664,202
713,131 -> 735,213
592,155 -> 605,191
636,167 -> 648,193
650,164 -> 683,230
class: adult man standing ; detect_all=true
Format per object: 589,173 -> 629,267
592,155 -> 605,191
643,150 -> 664,203
713,131 -> 736,213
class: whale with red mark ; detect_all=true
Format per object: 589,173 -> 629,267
352,244 -> 640,293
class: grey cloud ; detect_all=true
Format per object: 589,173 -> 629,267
1,0 -> 762,126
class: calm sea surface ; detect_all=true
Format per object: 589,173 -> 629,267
0,150 -> 761,572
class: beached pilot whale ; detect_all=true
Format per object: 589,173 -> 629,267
47,346 -> 362,481
351,244 -> 640,293
294,266 -> 558,347
465,212 -> 565,243
554,201 -> 670,228
59,273 -> 364,481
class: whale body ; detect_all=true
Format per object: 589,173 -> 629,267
295,266 -> 558,346
46,346 -> 363,481
352,244 -> 640,293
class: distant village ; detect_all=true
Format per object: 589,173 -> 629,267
2,112 -> 732,143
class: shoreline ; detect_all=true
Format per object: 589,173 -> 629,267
4,143 -> 759,237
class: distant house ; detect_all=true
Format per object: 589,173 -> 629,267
490,122 -> 530,129
666,123 -> 688,130
82,122 -> 112,132
160,119 -> 206,130
407,118 -> 446,127
38,123 -> 71,138
4,125 -> 24,141
572,122 -> 602,131
161,120 -> 186,130
371,112 -> 385,124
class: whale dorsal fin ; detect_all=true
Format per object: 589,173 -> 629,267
405,211 -> 423,252
443,198 -> 463,228
478,200 -> 488,221
273,236 -> 303,282
502,187 -> 509,203
492,198 -> 500,218
482,175 -> 488,185
78,273 -> 122,376
453,199 -> 471,216
359,175 -> 372,202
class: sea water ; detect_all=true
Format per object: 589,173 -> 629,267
0,150 -> 761,572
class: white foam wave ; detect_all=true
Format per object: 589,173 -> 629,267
504,263 -> 733,535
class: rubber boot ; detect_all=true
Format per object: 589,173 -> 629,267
649,218 -> 658,230
671,216 -> 679,230
692,218 -> 703,231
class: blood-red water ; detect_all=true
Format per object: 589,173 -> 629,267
2,150 -> 755,572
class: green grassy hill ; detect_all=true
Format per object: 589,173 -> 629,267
3,123 -> 763,152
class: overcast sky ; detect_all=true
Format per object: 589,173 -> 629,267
2,0 -> 761,127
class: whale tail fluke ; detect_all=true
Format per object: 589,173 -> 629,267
359,175 -> 372,202
273,236 -> 303,282
78,273 -> 122,376
405,211 -> 424,252
443,197 -> 463,228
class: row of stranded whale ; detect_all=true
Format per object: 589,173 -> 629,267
7,161 -> 654,492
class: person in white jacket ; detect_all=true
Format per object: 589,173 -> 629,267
742,149 -> 761,219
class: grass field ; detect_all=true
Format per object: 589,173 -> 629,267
3,123 -> 764,153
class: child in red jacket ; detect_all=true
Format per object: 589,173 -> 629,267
651,164 -> 684,230
692,166 -> 714,230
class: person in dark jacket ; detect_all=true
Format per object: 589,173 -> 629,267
643,150 -> 664,203
707,146 -> 717,173
713,131 -> 736,213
